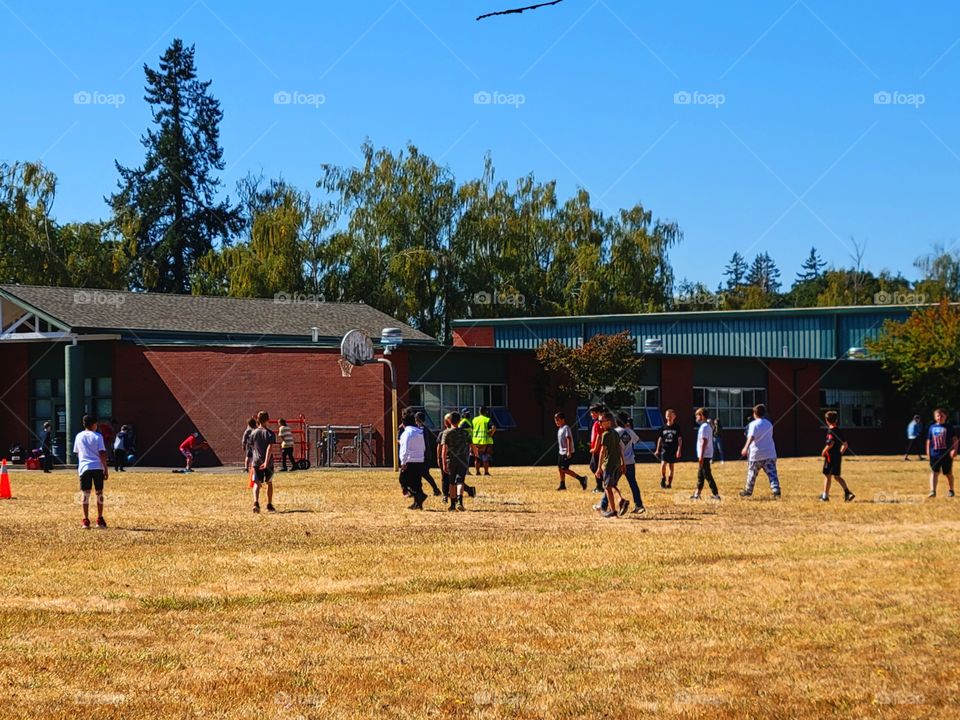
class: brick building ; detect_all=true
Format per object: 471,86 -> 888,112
0,285 -> 437,467
0,285 -> 925,467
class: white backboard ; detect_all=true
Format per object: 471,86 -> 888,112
341,329 -> 374,365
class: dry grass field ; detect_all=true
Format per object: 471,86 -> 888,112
0,457 -> 958,719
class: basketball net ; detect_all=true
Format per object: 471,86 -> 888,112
338,357 -> 355,377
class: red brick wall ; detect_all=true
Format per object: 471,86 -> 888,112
660,358 -> 695,452
452,326 -> 494,347
0,344 -> 30,457
112,345 -> 400,467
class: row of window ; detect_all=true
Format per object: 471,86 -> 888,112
28,377 -> 113,446
407,383 -> 513,430
576,387 -> 884,430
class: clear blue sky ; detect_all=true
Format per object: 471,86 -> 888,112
2,0 -> 959,288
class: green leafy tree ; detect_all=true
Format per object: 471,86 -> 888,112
0,161 -> 58,283
1,162 -> 127,287
914,243 -> 960,302
319,141 -> 465,340
109,38 -> 241,293
536,331 -> 644,409
867,300 -> 960,409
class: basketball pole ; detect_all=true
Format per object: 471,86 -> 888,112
376,357 -> 399,471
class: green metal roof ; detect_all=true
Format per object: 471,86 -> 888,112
453,305 -> 928,360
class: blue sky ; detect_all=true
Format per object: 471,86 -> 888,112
2,0 -> 959,288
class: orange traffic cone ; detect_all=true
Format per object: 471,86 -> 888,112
0,459 -> 12,499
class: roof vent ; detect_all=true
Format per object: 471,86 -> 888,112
381,327 -> 404,354
643,338 -> 664,354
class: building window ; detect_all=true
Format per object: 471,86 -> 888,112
577,387 -> 662,430
29,376 -> 113,453
693,387 -> 767,430
820,389 -> 883,429
407,383 -> 513,429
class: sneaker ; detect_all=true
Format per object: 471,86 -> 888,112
483,471 -> 491,476
844,492 -> 855,503
928,491 -> 937,498
631,505 -> 646,514
96,517 -> 107,528
408,500 -> 420,510
690,494 -> 701,500
618,499 -> 629,516
660,478 -> 666,489
266,504 -> 276,513
709,494 -> 721,501
578,475 -> 588,490
592,502 -> 603,511
739,490 -> 752,497
556,484 -> 566,491
465,485 -> 477,498
457,498 -> 465,512
253,503 -> 260,513
81,518 -> 91,529
949,490 -> 955,498
280,467 -> 288,472
448,501 -> 457,512
593,486 -> 603,494
820,494 -> 829,502
772,491 -> 782,499
601,510 -> 618,518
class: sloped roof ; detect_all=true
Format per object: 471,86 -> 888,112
0,285 -> 435,344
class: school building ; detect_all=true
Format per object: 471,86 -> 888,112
0,284 -> 921,467
448,305 -> 922,460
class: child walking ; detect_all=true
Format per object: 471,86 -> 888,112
555,412 -> 588,491
691,408 -> 721,500
740,404 -> 781,498
441,411 -> 472,511
113,424 -> 130,472
927,408 -> 957,498
241,417 -> 256,474
278,418 -> 296,472
820,410 -> 854,502
656,409 -> 682,488
250,411 -> 277,513
595,411 -> 629,518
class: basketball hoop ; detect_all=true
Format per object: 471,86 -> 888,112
338,358 -> 355,377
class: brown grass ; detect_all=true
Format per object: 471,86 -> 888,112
0,457 -> 958,718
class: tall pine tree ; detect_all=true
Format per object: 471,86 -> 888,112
109,39 -> 241,293
796,247 -> 826,282
723,251 -> 748,290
